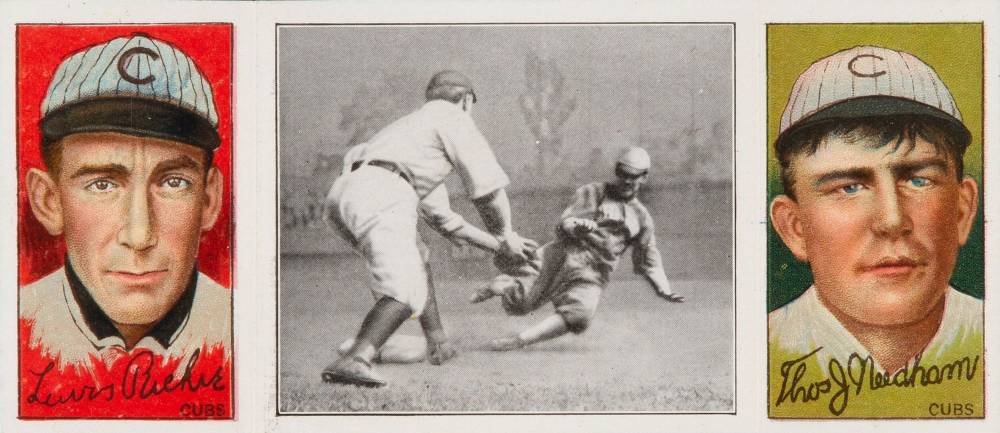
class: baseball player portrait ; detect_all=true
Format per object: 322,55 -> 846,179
17,26 -> 233,419
472,146 -> 684,350
321,70 -> 536,387
767,42 -> 983,418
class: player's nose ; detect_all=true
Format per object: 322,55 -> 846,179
871,184 -> 913,238
117,184 -> 158,251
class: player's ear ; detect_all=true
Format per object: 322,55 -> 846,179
200,166 -> 223,232
25,168 -> 64,236
955,175 -> 979,246
461,93 -> 473,112
770,194 -> 808,262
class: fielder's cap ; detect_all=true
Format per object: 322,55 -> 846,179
616,146 -> 651,176
426,70 -> 476,102
776,45 -> 970,153
40,33 -> 220,153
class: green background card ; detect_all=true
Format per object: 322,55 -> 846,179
766,23 -> 984,311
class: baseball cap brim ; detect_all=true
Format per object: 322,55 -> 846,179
775,95 -> 971,155
40,97 -> 220,153
615,163 -> 648,176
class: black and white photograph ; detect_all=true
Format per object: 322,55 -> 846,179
276,23 -> 734,413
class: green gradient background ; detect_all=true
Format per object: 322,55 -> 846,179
767,23 -> 984,312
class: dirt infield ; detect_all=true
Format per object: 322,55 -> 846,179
278,255 -> 733,412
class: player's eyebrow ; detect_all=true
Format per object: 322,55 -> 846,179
151,155 -> 203,175
811,167 -> 874,188
889,157 -> 950,179
68,163 -> 130,180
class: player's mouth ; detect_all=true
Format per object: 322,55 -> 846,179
107,270 -> 168,287
858,257 -> 924,277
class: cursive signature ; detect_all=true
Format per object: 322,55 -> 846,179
26,348 -> 226,408
775,347 -> 979,416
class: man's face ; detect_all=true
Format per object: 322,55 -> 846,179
611,165 -> 648,200
771,133 -> 977,327
35,132 -> 221,327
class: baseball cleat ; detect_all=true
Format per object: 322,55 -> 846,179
321,357 -> 387,388
489,335 -> 525,351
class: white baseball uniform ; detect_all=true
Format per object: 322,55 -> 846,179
20,266 -> 231,369
326,99 -> 509,314
769,286 -> 982,373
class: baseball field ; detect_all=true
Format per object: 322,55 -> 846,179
278,254 -> 733,413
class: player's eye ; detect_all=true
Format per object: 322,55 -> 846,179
85,179 -> 118,193
840,183 -> 864,194
907,177 -> 931,188
160,176 -> 192,190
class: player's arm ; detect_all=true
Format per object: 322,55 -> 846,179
419,185 -> 501,252
439,110 -> 535,261
557,184 -> 601,239
632,214 -> 683,303
472,189 -> 535,258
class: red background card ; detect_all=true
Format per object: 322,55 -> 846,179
17,23 -> 233,288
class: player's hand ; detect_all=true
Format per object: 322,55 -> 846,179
564,217 -> 598,236
657,292 -> 685,303
498,232 -> 537,263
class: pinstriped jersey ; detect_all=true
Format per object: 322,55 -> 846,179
559,182 -> 667,281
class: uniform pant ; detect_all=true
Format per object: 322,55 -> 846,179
497,240 -> 608,333
324,165 -> 429,315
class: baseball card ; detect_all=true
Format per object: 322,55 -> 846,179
766,23 -> 985,418
15,24 -> 234,419
3,1 -> 1000,433
275,23 -> 735,413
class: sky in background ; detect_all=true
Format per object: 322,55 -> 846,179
279,24 -> 733,188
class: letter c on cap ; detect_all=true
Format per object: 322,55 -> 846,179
848,54 -> 887,78
117,47 -> 160,85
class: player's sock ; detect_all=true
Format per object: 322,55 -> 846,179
349,296 -> 413,362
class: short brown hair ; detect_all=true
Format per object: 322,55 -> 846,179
777,115 -> 968,200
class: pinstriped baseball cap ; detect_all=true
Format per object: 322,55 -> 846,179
776,45 -> 970,152
40,33 -> 220,152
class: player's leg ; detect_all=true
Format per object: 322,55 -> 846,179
490,314 -> 570,351
491,282 -> 602,351
419,259 -> 457,365
519,241 -> 569,309
337,334 -> 427,364
334,238 -> 444,365
473,241 -> 565,315
322,182 -> 427,386
335,262 -> 454,365
323,296 -> 412,386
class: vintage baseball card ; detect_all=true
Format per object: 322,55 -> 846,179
14,23 -> 235,419
2,1 -> 1000,433
767,23 -> 988,418
275,22 -> 735,413
767,23 -> 985,418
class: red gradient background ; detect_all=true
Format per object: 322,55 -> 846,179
17,24 -> 233,420
17,24 -> 233,287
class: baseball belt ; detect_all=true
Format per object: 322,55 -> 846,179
351,159 -> 412,184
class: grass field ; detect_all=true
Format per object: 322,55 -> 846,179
278,254 -> 734,413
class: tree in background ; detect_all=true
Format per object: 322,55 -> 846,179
519,50 -> 577,175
